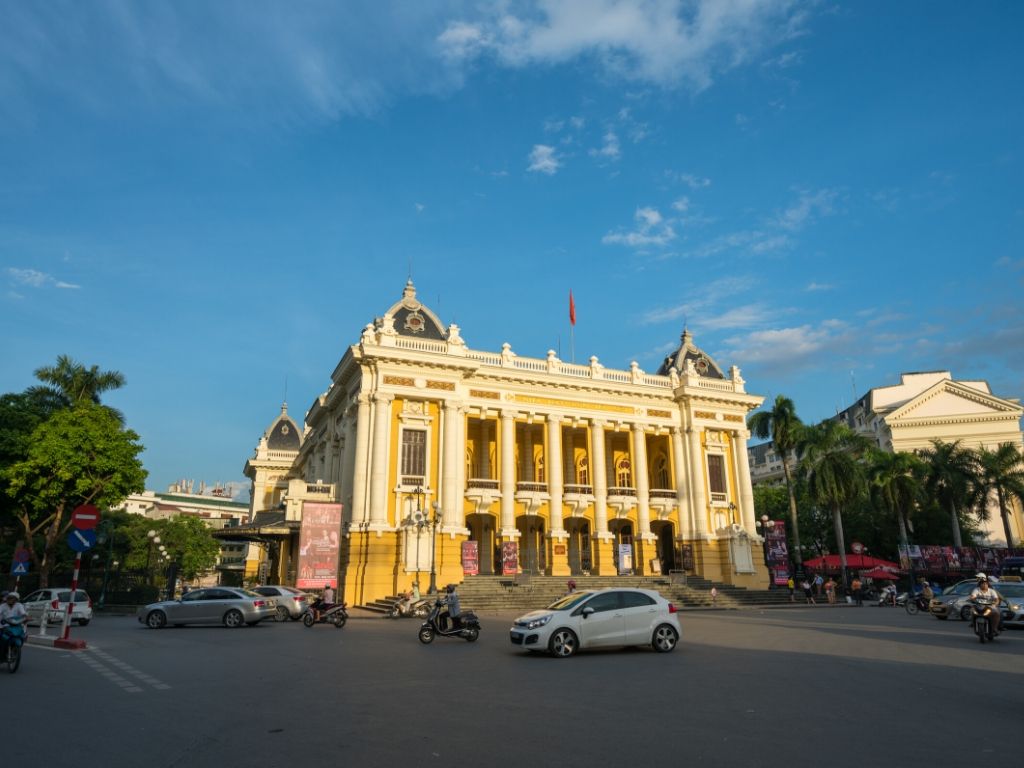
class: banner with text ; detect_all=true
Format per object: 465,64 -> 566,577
461,541 -> 479,576
297,502 -> 343,589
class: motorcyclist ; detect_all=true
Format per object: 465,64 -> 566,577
443,583 -> 461,630
969,573 -> 1002,635
0,591 -> 27,658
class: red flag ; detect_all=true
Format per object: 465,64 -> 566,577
569,290 -> 576,326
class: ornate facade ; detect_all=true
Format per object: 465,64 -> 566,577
245,281 -> 767,605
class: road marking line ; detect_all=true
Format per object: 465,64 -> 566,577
77,648 -> 171,692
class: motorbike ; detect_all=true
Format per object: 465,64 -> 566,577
302,601 -> 348,629
417,599 -> 480,644
387,594 -> 431,619
970,599 -> 997,643
903,593 -> 930,615
1,617 -> 26,674
876,588 -> 898,607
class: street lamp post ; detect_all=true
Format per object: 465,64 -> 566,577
97,519 -> 115,609
412,486 -> 425,596
428,501 -> 441,594
755,515 -> 775,588
146,530 -> 160,586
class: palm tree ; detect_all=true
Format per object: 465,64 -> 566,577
971,443 -> 1024,549
28,355 -> 126,419
869,449 -> 924,551
918,440 -> 979,548
748,395 -> 805,570
800,420 -> 872,586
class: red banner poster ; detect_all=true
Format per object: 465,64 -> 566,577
297,502 -> 343,589
501,541 -> 519,575
461,541 -> 479,576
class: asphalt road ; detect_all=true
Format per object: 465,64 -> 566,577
7,605 -> 1022,768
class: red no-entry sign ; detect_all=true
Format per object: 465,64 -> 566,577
71,504 -> 100,530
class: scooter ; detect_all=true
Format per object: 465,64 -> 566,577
302,601 -> 348,629
387,594 -> 431,619
417,600 -> 480,644
970,599 -> 997,643
1,617 -> 26,674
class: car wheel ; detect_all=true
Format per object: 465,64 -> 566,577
302,612 -> 314,627
77,618 -> 90,627
146,610 -> 167,629
652,624 -> 679,653
549,628 -> 578,658
418,626 -> 435,644
960,606 -> 973,621
275,606 -> 289,622
223,609 -> 244,628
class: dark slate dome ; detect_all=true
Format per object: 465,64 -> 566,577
266,404 -> 301,450
656,329 -> 725,379
382,279 -> 447,341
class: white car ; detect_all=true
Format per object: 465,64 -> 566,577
509,587 -> 681,658
21,588 -> 93,626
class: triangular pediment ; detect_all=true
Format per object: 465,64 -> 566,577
887,380 -> 1022,422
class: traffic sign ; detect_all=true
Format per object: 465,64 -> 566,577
67,528 -> 97,552
10,561 -> 28,576
13,547 -> 29,562
71,504 -> 101,530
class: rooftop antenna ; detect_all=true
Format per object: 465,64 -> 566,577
284,374 -> 288,407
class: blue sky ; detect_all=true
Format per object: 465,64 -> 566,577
2,1 -> 1022,500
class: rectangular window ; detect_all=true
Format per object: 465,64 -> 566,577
401,429 -> 427,478
707,454 -> 727,496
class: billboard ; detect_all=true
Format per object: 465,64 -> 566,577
461,541 -> 479,576
297,502 -> 343,589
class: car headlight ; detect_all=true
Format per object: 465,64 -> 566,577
524,615 -> 552,630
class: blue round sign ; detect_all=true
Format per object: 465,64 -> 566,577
67,528 -> 97,552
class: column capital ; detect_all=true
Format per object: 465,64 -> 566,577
500,408 -> 517,420
372,392 -> 394,405
591,418 -> 607,430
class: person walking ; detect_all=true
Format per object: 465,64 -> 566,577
710,586 -> 718,606
851,576 -> 863,606
787,576 -> 796,603
814,573 -> 824,598
800,578 -> 817,605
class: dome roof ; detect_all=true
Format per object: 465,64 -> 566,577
381,279 -> 446,341
265,403 -> 301,451
656,329 -> 725,379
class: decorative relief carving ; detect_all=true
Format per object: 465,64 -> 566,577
723,414 -> 744,423
402,400 -> 426,415
426,380 -> 455,391
514,394 -> 634,414
470,389 -> 501,400
705,430 -> 725,445
647,408 -> 671,418
384,375 -> 415,387
694,410 -> 717,419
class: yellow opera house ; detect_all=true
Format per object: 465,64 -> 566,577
243,280 -> 768,605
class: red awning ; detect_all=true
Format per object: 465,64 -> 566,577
802,554 -> 902,571
861,568 -> 899,580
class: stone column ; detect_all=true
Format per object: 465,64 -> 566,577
632,423 -> 652,537
733,429 -> 757,535
499,409 -> 517,538
340,406 -> 357,522
591,420 -> 609,535
454,404 -> 467,529
687,424 -> 708,535
670,427 -> 690,538
350,394 -> 371,525
441,400 -> 461,528
480,419 -> 491,479
367,393 -> 393,529
546,413 -> 565,534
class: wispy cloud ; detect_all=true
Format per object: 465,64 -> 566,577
603,206 -> 676,247
805,281 -> 833,292
641,275 -> 756,325
590,130 -> 621,160
527,144 -> 561,174
7,267 -> 80,290
772,188 -> 837,231
719,320 -> 853,371
666,170 -> 712,189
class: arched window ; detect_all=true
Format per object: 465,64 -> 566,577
653,454 -> 670,489
616,458 -> 632,488
576,456 -> 589,485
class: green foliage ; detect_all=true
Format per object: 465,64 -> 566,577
972,443 -> 1024,547
752,484 -> 788,521
160,516 -> 221,580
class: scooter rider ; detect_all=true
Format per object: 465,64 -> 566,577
443,584 -> 461,630
0,591 -> 26,657
970,573 -> 1002,635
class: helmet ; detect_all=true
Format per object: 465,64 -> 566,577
445,584 -> 455,593
976,572 -> 989,582
6,591 -> 19,601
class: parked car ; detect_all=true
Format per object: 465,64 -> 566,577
252,585 -> 310,621
509,587 -> 681,658
21,588 -> 93,626
997,583 -> 1024,629
137,587 -> 275,629
929,579 -> 980,620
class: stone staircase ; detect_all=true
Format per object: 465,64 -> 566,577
359,574 -> 795,614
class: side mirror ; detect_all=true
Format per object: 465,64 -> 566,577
581,606 -> 595,619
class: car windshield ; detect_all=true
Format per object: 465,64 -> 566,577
546,592 -> 594,611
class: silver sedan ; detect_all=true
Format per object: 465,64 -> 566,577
137,587 -> 276,629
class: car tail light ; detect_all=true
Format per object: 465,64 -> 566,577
297,596 -> 306,602
668,602 -> 678,613
51,600 -> 59,610
253,600 -> 266,607
88,599 -> 93,608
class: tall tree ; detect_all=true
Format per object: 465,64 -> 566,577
28,355 -> 126,420
748,395 -> 806,570
800,420 -> 872,585
972,443 -> 1024,549
869,449 -> 924,551
2,404 -> 147,586
918,440 -> 979,548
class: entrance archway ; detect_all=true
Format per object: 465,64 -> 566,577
565,519 -> 592,575
516,515 -> 546,574
465,513 -> 497,575
609,520 -> 634,574
651,521 -> 676,574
